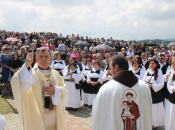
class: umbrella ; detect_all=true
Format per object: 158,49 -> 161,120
74,41 -> 90,47
168,42 -> 175,46
94,44 -> 112,50
6,38 -> 18,42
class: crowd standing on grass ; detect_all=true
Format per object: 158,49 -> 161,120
0,30 -> 175,130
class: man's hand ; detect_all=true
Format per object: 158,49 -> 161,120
26,53 -> 34,68
42,83 -> 55,95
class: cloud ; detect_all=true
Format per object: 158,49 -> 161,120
0,0 -> 175,40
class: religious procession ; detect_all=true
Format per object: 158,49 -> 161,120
0,30 -> 175,130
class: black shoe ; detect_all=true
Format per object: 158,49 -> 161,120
74,109 -> 77,111
67,108 -> 72,110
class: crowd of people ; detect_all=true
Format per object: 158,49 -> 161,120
0,30 -> 175,130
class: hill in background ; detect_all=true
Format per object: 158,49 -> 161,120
139,38 -> 175,46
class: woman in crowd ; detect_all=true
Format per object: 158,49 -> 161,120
92,54 -> 97,63
166,59 -> 175,130
62,49 -> 69,65
63,57 -> 80,75
77,56 -> 86,72
87,61 -> 103,106
102,58 -> 112,84
110,49 -> 115,59
81,58 -> 93,106
64,63 -> 81,111
1,46 -> 13,90
19,47 -> 26,65
70,48 -> 80,61
51,52 -> 66,76
165,50 -> 170,61
89,43 -> 95,52
69,41 -> 74,48
53,51 -> 58,60
142,59 -> 165,130
9,52 -> 22,78
78,51 -> 88,62
129,58 -> 145,80
14,47 -> 19,54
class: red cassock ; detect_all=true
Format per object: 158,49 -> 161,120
121,101 -> 140,130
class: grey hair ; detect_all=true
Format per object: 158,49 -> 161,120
105,53 -> 110,57
36,48 -> 51,57
93,54 -> 97,57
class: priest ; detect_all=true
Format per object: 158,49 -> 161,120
92,55 -> 152,130
11,47 -> 67,130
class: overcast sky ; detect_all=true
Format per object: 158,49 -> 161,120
0,0 -> 175,40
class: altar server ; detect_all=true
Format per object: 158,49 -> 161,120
129,58 -> 145,80
102,58 -> 112,84
64,63 -> 81,111
81,58 -> 93,106
165,60 -> 175,130
142,59 -> 165,130
63,57 -> 80,75
51,52 -> 66,76
87,61 -> 103,106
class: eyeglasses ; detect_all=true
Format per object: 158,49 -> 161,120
159,58 -> 164,60
5,48 -> 10,50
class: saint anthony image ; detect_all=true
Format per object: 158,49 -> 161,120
121,92 -> 140,130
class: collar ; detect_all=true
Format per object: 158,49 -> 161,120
92,68 -> 100,72
132,68 -> 141,73
38,66 -> 49,70
113,70 -> 138,88
85,65 -> 93,69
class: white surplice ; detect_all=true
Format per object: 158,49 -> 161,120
81,65 -> 93,105
51,59 -> 66,72
64,69 -> 81,108
165,73 -> 175,130
142,69 -> 165,127
129,67 -> 145,80
102,65 -> 112,82
87,68 -> 103,105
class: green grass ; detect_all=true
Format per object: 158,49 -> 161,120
0,95 -> 14,114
